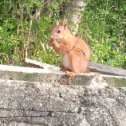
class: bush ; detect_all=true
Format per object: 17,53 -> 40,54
0,0 -> 125,69
0,0 -> 67,66
79,0 -> 126,68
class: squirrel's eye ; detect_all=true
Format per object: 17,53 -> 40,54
57,30 -> 61,33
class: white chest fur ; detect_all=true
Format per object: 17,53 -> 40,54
62,54 -> 71,69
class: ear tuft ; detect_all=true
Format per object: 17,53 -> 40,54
56,21 -> 60,25
62,19 -> 68,28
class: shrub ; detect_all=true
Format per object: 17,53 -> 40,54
79,0 -> 126,68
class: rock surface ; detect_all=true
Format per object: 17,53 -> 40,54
0,79 -> 126,126
0,64 -> 126,126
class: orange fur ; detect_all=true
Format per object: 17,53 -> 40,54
49,19 -> 91,77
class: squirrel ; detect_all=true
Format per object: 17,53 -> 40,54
49,19 -> 91,78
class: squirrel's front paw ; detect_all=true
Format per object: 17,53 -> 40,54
49,39 -> 59,47
49,39 -> 54,46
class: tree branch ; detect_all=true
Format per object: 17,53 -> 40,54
24,58 -> 126,76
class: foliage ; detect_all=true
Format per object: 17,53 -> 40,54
0,0 -> 126,69
0,0 -> 69,66
79,0 -> 126,68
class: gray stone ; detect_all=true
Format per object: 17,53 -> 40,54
0,64 -> 126,126
0,79 -> 125,126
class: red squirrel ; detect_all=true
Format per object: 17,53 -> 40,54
49,19 -> 91,77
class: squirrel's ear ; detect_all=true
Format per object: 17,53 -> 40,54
62,19 -> 68,28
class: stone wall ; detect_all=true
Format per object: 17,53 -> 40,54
0,64 -> 126,126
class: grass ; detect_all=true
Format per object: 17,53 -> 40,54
0,0 -> 125,69
79,0 -> 126,68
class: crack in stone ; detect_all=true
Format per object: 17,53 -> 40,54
115,98 -> 126,110
95,96 -> 119,126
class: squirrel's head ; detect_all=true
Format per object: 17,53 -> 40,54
51,19 -> 72,43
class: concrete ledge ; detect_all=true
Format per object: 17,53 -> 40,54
0,64 -> 126,87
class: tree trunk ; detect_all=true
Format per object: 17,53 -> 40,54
62,0 -> 87,35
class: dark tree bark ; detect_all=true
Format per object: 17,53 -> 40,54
88,62 -> 126,76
